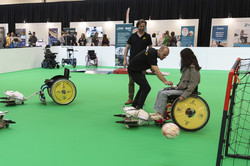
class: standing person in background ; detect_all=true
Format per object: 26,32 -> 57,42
168,31 -> 177,47
5,33 -> 11,48
28,32 -> 37,47
12,34 -> 21,48
72,32 -> 78,46
158,33 -> 166,47
151,33 -> 158,46
65,31 -> 72,46
59,33 -> 65,46
10,32 -> 14,42
163,30 -> 170,46
102,34 -> 110,46
78,33 -> 87,46
92,32 -> 99,46
123,19 -> 152,105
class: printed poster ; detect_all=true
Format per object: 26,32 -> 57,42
49,28 -> 58,45
211,26 -> 228,47
115,24 -> 133,66
15,29 -> 26,47
0,27 -> 4,48
233,22 -> 250,47
180,26 -> 195,47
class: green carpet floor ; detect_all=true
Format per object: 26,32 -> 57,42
0,66 -> 246,166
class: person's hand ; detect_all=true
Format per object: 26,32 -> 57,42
178,96 -> 184,101
123,60 -> 127,68
164,81 -> 173,86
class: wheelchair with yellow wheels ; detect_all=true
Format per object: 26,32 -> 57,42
155,88 -> 210,131
40,68 -> 77,105
0,68 -> 76,106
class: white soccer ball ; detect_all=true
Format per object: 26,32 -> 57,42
161,123 -> 180,139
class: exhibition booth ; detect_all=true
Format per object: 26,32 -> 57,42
15,22 -> 62,46
210,17 -> 250,47
70,21 -> 124,46
136,19 -> 199,47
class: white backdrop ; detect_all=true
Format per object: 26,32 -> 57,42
0,24 -> 8,35
1,46 -> 249,74
70,21 -> 124,46
210,17 -> 250,47
0,47 -> 44,74
15,22 -> 62,46
135,19 -> 199,47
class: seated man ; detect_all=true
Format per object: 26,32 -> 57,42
151,48 -> 201,120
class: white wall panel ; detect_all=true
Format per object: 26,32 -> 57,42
0,47 -> 44,74
0,47 -> 249,74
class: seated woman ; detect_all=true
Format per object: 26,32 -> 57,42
151,48 -> 201,120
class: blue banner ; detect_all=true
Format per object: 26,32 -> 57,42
180,26 -> 195,47
212,26 -> 228,42
48,28 -> 58,45
115,24 -> 132,66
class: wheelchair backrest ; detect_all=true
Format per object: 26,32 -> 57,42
88,50 -> 96,59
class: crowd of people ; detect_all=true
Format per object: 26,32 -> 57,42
1,30 -> 110,48
2,26 -> 181,48
152,30 -> 178,47
3,32 -> 23,48
58,31 -> 110,46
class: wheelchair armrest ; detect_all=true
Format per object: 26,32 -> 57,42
192,92 -> 201,95
168,95 -> 181,103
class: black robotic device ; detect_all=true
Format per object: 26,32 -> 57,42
41,45 -> 60,69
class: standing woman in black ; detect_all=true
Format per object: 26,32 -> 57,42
78,33 -> 87,46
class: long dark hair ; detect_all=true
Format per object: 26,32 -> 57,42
103,34 -> 108,42
180,48 -> 201,72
